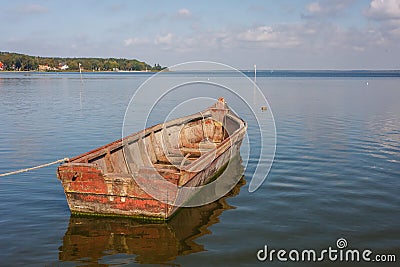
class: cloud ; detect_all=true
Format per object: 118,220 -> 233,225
302,0 -> 354,18
155,33 -> 174,45
177,8 -> 192,18
364,1 -> 400,43
324,25 -> 384,51
383,20 -> 400,37
236,25 -> 301,48
150,21 -> 372,55
15,4 -> 48,14
365,0 -> 400,20
149,23 -> 305,53
124,37 -> 148,46
237,26 -> 277,42
307,2 -> 323,14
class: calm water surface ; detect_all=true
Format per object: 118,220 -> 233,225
0,72 -> 399,266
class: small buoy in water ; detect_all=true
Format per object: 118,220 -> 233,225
366,81 -> 369,86
261,106 -> 267,111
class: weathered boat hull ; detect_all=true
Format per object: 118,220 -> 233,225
57,98 -> 247,220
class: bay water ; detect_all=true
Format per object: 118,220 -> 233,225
0,71 -> 399,266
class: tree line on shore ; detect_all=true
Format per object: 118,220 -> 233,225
0,52 -> 164,72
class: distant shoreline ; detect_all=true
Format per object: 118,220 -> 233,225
0,51 -> 165,72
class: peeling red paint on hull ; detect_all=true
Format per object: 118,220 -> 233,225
57,98 -> 247,220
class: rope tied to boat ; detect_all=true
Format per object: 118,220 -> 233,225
0,158 -> 69,177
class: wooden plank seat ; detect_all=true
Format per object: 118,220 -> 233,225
169,141 -> 219,157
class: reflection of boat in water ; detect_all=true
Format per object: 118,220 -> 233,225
59,156 -> 245,265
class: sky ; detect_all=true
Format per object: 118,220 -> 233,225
1,0 -> 400,69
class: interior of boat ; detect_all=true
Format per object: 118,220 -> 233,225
69,110 -> 243,186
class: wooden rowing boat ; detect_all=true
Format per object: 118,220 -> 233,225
57,97 -> 247,220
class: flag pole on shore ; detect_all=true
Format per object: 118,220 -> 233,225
79,63 -> 83,109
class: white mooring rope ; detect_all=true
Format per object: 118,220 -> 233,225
0,158 -> 69,177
